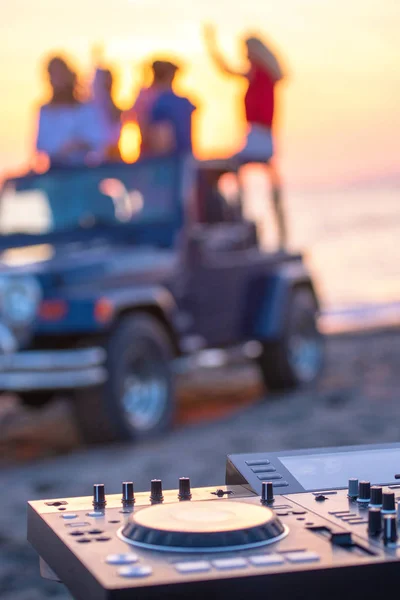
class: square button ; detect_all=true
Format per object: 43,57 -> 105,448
249,554 -> 285,567
251,467 -> 276,474
245,459 -> 270,466
285,551 -> 320,564
257,474 -> 282,481
212,558 -> 247,570
175,561 -> 211,574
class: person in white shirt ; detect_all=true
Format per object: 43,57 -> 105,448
36,55 -> 108,166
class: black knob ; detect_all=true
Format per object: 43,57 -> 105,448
382,492 -> 396,512
261,481 -> 274,505
122,482 -> 135,507
368,507 -> 382,536
357,481 -> 370,503
348,478 -> 359,499
383,514 -> 398,545
150,479 -> 164,503
370,486 -> 383,506
93,484 -> 106,509
178,477 -> 192,500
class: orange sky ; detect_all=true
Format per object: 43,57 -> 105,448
0,0 -> 399,188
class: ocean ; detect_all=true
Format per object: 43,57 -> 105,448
286,184 -> 399,331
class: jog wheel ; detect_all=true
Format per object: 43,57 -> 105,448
119,501 -> 288,553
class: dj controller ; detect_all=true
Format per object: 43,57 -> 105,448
28,442 -> 400,599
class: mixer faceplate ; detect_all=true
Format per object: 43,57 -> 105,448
119,500 -> 288,552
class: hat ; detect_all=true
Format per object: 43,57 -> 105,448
151,60 -> 180,80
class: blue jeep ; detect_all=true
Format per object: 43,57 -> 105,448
0,156 -> 323,443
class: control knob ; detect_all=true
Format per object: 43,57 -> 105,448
370,486 -> 383,507
382,492 -> 396,513
357,481 -> 370,503
178,477 -> 192,501
122,482 -> 135,507
150,479 -> 164,503
348,478 -> 359,499
93,484 -> 106,510
368,507 -> 382,536
261,481 -> 274,505
383,514 -> 398,545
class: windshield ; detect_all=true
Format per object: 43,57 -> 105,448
0,157 -> 182,236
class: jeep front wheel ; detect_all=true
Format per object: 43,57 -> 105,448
73,313 -> 175,444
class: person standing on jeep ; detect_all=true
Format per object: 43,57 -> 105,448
146,60 -> 196,156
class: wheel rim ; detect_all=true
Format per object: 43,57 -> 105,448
121,341 -> 169,433
287,312 -> 323,383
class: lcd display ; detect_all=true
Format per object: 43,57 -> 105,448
279,448 -> 400,490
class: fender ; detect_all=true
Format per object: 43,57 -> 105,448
35,285 -> 180,344
244,260 -> 319,341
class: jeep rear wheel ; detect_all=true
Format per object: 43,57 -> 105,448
73,313 -> 175,444
258,286 -> 324,392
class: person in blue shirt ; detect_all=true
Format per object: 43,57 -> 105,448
146,60 -> 196,156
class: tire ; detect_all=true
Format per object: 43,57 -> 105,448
72,313 -> 175,444
19,391 -> 54,409
257,286 -> 324,392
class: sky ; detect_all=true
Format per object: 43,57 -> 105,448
0,0 -> 399,189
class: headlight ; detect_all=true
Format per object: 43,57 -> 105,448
0,276 -> 42,326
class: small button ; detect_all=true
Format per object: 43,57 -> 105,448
276,511 -> 289,516
245,459 -> 270,466
312,491 -> 337,496
212,558 -> 247,570
251,466 -> 276,474
77,538 -> 92,544
175,561 -> 211,574
65,522 -> 90,528
69,531 -> 85,537
286,551 -> 320,564
61,514 -> 77,520
118,565 -> 152,578
95,537 -> 111,542
106,553 -> 138,565
314,495 -> 327,502
249,554 -> 285,566
292,511 -> 307,515
88,529 -> 103,535
45,501 -> 68,506
273,481 -> 289,488
87,511 -> 104,518
257,474 -> 282,481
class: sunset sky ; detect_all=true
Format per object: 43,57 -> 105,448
0,0 -> 399,188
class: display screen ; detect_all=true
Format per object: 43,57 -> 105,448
279,448 -> 400,491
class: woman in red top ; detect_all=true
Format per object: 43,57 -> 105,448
204,26 -> 287,247
204,25 -> 284,162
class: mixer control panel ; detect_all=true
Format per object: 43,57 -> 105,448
27,443 -> 400,600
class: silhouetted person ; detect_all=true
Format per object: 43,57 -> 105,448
203,26 -> 287,247
146,60 -> 196,156
36,55 -> 108,165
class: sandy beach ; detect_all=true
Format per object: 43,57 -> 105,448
0,324 -> 399,599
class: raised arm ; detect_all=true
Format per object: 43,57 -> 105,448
203,24 -> 248,78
